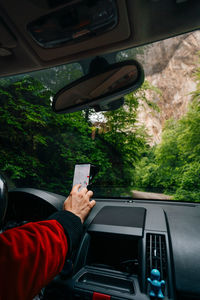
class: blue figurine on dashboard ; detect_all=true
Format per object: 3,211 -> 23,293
147,269 -> 165,299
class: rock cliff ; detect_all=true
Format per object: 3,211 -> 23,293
136,30 -> 200,145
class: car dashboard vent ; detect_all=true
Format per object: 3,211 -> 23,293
146,233 -> 167,281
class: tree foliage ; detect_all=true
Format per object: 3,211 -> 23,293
134,78 -> 200,201
0,75 -> 154,196
1,58 -> 200,202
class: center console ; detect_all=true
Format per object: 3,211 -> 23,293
73,232 -> 144,299
70,206 -> 149,299
59,205 -> 173,300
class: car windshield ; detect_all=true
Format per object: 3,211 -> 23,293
1,30 -> 200,202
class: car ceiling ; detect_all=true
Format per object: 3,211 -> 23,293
1,0 -> 200,77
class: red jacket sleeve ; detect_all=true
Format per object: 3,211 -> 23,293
0,220 -> 68,300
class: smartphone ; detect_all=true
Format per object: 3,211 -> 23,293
72,164 -> 91,190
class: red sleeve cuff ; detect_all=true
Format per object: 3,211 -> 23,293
48,211 -> 83,257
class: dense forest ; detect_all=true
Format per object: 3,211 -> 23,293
0,58 -> 200,201
0,74 -> 151,196
134,58 -> 200,201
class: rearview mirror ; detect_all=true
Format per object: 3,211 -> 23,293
52,60 -> 144,113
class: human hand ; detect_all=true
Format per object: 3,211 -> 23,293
63,184 -> 96,223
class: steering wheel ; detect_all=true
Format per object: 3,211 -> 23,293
0,174 -> 8,228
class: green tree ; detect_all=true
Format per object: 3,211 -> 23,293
96,81 -> 160,188
0,77 -> 111,194
0,74 -> 158,196
134,71 -> 200,201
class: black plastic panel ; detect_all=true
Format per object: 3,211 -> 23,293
88,206 -> 146,237
91,206 -> 146,227
73,266 -> 150,300
79,272 -> 135,294
166,211 -> 200,298
6,188 -> 65,222
28,0 -> 118,48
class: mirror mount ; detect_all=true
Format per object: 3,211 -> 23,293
93,97 -> 124,112
89,56 -> 110,75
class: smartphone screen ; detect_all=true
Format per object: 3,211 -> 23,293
72,164 -> 91,190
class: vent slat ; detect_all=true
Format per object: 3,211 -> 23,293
159,235 -> 163,279
150,233 -> 152,271
154,235 -> 157,270
146,233 -> 167,281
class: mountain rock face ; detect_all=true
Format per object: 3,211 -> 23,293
136,30 -> 200,145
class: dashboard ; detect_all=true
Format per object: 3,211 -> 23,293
5,188 -> 200,300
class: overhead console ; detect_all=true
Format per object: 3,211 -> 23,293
0,0 -> 130,76
27,0 -> 118,49
2,0 -> 200,76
